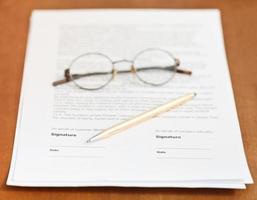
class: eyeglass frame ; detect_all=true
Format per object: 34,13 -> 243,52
52,48 -> 192,90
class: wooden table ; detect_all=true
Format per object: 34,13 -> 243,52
0,0 -> 256,199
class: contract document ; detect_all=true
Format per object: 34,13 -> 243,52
7,9 -> 253,188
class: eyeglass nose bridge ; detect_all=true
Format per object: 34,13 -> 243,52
112,59 -> 136,79
112,59 -> 133,64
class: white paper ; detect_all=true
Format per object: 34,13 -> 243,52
7,9 -> 253,188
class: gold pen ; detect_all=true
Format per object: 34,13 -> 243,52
86,92 -> 196,143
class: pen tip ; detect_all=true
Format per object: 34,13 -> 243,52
86,139 -> 91,143
194,93 -> 197,96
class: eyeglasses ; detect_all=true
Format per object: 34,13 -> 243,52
52,48 -> 192,90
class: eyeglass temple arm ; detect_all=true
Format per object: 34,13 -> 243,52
52,69 -> 114,86
52,65 -> 192,87
173,58 -> 192,75
52,69 -> 72,86
175,68 -> 192,75
131,58 -> 192,75
135,65 -> 192,75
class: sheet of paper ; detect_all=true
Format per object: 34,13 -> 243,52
7,9 -> 252,188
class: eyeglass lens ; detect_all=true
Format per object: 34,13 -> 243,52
69,53 -> 114,90
133,49 -> 176,86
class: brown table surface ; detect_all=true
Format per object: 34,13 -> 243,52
1,0 -> 257,199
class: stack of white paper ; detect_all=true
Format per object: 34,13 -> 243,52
7,9 -> 253,188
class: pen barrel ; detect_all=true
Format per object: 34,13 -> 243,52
94,93 -> 195,141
